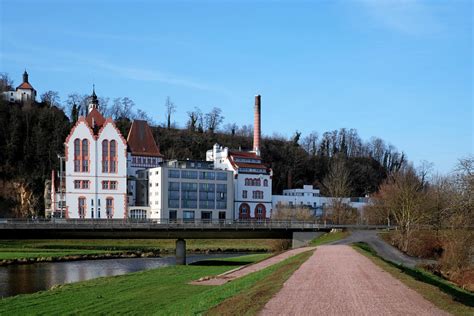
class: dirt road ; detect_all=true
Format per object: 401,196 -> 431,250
260,245 -> 448,316
192,246 -> 315,286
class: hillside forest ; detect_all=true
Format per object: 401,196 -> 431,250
0,76 -> 406,218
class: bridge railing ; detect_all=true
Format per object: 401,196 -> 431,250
0,218 -> 393,230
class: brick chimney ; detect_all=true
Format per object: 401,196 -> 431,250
253,95 -> 261,156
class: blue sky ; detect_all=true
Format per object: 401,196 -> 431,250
0,0 -> 472,174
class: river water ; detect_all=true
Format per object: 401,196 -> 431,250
0,253 -> 244,298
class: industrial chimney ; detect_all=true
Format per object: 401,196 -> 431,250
253,95 -> 261,156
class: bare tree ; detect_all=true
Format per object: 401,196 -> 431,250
40,90 -> 61,108
238,124 -> 254,138
301,131 -> 319,156
272,205 -> 315,221
417,160 -> 434,189
65,93 -> 89,117
98,97 -> 110,117
135,109 -> 155,124
323,157 -> 354,224
204,107 -> 224,133
373,167 -> 428,252
223,123 -> 238,136
186,107 -> 202,132
438,156 -> 474,274
164,97 -> 176,129
323,157 -> 351,197
0,73 -> 14,92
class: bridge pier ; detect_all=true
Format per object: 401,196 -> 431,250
292,232 -> 323,248
176,239 -> 186,265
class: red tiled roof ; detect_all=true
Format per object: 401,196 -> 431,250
127,120 -> 163,157
16,82 -> 35,90
229,151 -> 261,159
232,162 -> 268,169
85,109 -> 106,134
228,151 -> 270,173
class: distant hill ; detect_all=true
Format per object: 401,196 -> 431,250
0,98 -> 405,217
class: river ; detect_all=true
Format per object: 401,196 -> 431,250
0,253 -> 245,298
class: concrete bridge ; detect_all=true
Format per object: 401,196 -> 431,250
0,219 -> 390,264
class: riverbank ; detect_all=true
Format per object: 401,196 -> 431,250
0,239 -> 278,266
0,250 -> 161,266
0,253 -> 309,314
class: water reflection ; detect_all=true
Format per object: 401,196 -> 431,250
0,253 -> 243,298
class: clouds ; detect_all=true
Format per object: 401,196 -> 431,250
1,39 -> 221,92
357,0 -> 441,35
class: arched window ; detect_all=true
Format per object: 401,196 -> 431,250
102,140 -> 117,173
102,140 -> 109,172
81,139 -> 89,172
74,139 -> 80,172
239,203 -> 250,220
106,197 -> 114,219
255,204 -> 266,219
78,197 -> 86,219
264,179 -> 268,187
110,140 -> 116,173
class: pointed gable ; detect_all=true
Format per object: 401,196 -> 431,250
85,109 -> 106,134
127,120 -> 163,157
16,82 -> 35,90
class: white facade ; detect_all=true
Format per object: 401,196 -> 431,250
147,160 -> 234,221
272,185 -> 369,217
2,71 -> 36,103
1,89 -> 35,103
127,153 -> 162,206
206,144 -> 272,219
63,115 -> 128,219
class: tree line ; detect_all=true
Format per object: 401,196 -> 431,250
0,73 -> 406,217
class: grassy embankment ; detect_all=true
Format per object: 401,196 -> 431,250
0,251 -> 314,315
0,239 -> 276,262
353,242 -> 474,316
379,229 -> 474,291
309,230 -> 349,246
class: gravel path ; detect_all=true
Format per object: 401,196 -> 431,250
191,246 -> 315,286
260,245 -> 448,316
330,230 -> 432,268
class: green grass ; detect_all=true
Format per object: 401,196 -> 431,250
0,239 -> 276,261
0,252 -> 314,315
353,242 -> 474,316
309,231 -> 349,246
206,250 -> 314,315
0,249 -> 113,260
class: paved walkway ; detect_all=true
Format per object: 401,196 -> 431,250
260,245 -> 448,316
191,246 -> 315,286
330,230 -> 433,268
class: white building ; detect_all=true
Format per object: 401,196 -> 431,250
59,89 -> 128,219
206,95 -> 273,219
272,185 -> 369,217
2,70 -> 37,104
147,160 -> 234,221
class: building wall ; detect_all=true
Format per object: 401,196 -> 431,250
148,166 -> 234,221
64,119 -> 127,219
126,153 -> 162,207
1,89 -> 36,103
234,173 -> 272,219
272,194 -> 368,217
207,145 -> 272,219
